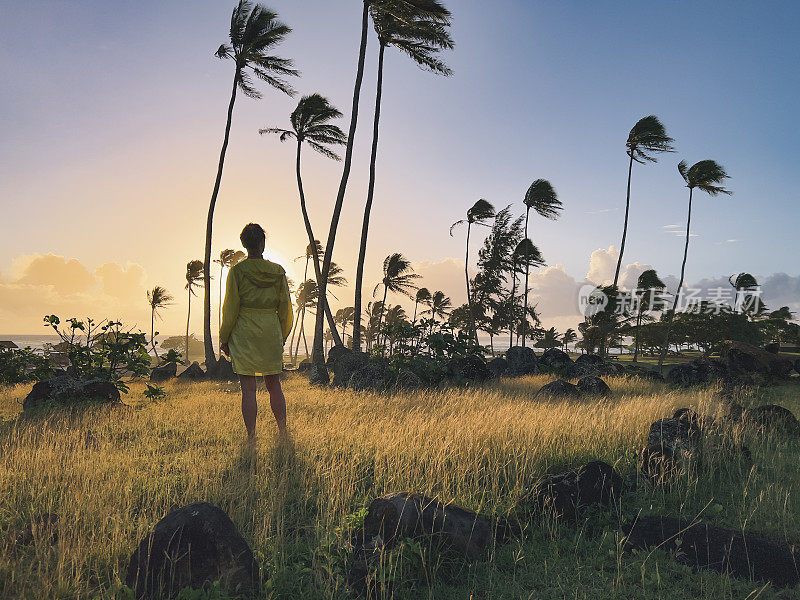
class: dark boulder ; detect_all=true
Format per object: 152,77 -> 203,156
214,356 -> 236,381
349,364 -> 390,392
764,342 -> 780,355
178,362 -> 206,381
576,376 -> 611,397
627,367 -> 665,382
536,379 -> 582,398
572,353 -> 618,376
666,359 -> 727,387
23,375 -> 121,413
395,368 -> 423,391
505,346 -> 538,376
525,461 -> 624,520
308,363 -> 330,386
744,405 -> 799,434
297,358 -> 313,372
640,417 -> 701,479
624,515 -> 799,587
720,340 -> 793,381
331,350 -> 369,387
150,362 -> 177,383
795,358 -> 800,375
326,344 -> 351,367
539,348 -> 573,371
125,502 -> 259,600
487,357 -> 509,378
447,355 -> 492,384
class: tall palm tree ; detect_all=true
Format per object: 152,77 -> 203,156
146,286 -> 173,358
632,269 -> 665,362
260,93 -> 347,346
450,199 -> 496,342
203,1 -> 298,373
312,0 -> 453,372
373,253 -> 419,347
413,288 -> 432,323
510,238 -> 545,347
426,290 -> 452,326
185,260 -> 204,362
214,249 -> 246,330
729,272 -> 759,313
352,0 -> 453,352
522,180 -> 561,347
659,160 -> 731,371
613,116 -> 675,287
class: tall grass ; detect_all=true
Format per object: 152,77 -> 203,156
1,375 -> 798,599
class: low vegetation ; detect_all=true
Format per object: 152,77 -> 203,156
1,375 -> 798,599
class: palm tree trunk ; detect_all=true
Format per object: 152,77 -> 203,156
296,305 -> 308,360
288,306 -> 300,363
186,291 -> 191,363
203,72 -> 239,375
522,208 -> 531,348
413,299 -> 419,323
353,42 -> 386,353
294,140 -> 343,347
313,1 -> 370,372
151,308 -> 159,359
633,303 -> 643,363
509,263 -> 517,348
376,284 -> 389,349
659,188 -> 693,372
613,152 -> 635,288
465,222 -> 478,343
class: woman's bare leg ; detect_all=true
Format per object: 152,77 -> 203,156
263,374 -> 287,434
239,375 -> 258,439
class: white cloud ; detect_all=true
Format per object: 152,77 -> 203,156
586,245 -> 618,286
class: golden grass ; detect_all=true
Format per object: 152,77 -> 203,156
1,375 -> 798,599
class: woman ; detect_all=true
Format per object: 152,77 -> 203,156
220,223 -> 293,439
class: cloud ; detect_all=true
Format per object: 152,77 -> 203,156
13,253 -> 95,294
586,246 -> 618,286
95,262 -> 146,299
412,258 -> 469,305
663,224 -> 682,229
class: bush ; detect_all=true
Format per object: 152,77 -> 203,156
0,347 -> 54,385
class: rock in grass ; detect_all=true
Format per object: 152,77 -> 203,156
149,362 -> 177,383
624,515 -> 800,587
308,363 -> 330,386
23,375 -> 120,413
214,355 -> 236,381
331,350 -> 369,388
447,355 -> 493,384
536,379 -> 582,398
526,461 -> 624,520
640,417 -> 701,480
487,357 -> 509,378
744,405 -> 799,434
720,340 -> 794,381
666,359 -> 728,387
297,358 -> 313,372
395,368 -> 423,391
125,502 -> 259,600
539,348 -> 573,371
326,344 -> 351,367
505,346 -> 538,376
576,376 -> 611,396
177,362 -> 206,381
348,364 -> 389,391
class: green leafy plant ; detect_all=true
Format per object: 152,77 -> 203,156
0,347 -> 54,385
143,384 -> 166,401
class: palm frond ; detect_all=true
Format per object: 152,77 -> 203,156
627,115 -> 675,163
524,179 -> 562,219
683,159 -> 732,196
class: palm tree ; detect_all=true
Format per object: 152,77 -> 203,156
729,272 -> 759,314
185,260 -> 204,362
373,253 -> 420,347
510,238 -> 545,347
413,288 -> 431,323
146,286 -> 174,358
632,269 -> 665,362
450,199 -> 496,342
352,1 -> 453,352
335,307 -> 356,346
260,94 -> 347,346
293,263 -> 348,362
659,160 -> 731,371
562,328 -> 577,352
522,180 -> 561,347
203,1 -> 298,373
426,290 -> 452,326
214,249 -> 245,330
613,116 -> 675,287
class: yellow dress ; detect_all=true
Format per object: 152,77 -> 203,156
219,258 -> 293,376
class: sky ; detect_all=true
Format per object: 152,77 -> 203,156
1,0 -> 800,336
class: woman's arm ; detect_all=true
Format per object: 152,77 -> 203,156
278,273 -> 293,343
219,268 -> 240,350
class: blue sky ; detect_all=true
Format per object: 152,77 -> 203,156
1,1 -> 799,333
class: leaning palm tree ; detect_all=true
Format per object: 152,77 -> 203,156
202,1 -> 298,373
312,0 -> 453,371
352,0 -> 452,352
426,290 -> 452,328
413,287 -> 432,323
185,260 -> 204,362
632,269 -> 665,362
214,249 -> 246,330
260,93 -> 347,346
335,307 -> 356,346
613,116 -> 675,287
450,199 -> 496,342
373,253 -> 420,347
729,272 -> 759,314
146,286 -> 174,358
659,160 -> 731,371
522,180 -> 561,346
509,238 -> 545,347
562,328 -> 577,352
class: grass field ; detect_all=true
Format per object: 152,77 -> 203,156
1,375 -> 799,599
